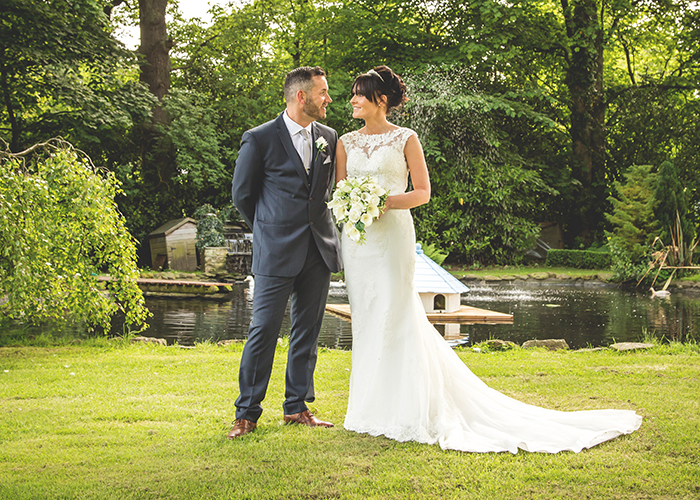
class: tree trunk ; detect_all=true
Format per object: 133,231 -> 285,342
561,0 -> 607,242
0,66 -> 20,152
139,0 -> 172,124
138,0 -> 175,195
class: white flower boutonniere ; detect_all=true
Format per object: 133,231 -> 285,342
315,136 -> 328,153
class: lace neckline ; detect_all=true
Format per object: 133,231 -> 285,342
353,127 -> 402,137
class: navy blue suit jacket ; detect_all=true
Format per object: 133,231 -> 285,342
232,112 -> 342,277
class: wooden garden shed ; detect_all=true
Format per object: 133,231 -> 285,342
149,217 -> 198,271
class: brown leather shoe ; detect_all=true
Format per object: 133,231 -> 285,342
226,418 -> 257,439
283,410 -> 334,428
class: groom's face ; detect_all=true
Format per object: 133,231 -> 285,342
302,76 -> 332,121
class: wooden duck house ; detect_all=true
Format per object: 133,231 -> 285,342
325,245 -> 512,326
414,244 -> 469,313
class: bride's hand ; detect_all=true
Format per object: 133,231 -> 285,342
378,196 -> 393,219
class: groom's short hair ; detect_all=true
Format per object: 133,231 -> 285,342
284,66 -> 326,103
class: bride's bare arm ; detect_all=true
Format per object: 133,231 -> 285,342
335,139 -> 347,185
384,133 -> 430,211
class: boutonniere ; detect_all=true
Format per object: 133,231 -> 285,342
314,136 -> 329,163
316,136 -> 328,153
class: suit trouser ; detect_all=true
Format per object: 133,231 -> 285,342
235,237 -> 331,422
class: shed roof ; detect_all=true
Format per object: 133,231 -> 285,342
149,217 -> 197,237
414,244 -> 470,294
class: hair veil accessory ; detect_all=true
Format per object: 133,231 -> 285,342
367,69 -> 385,82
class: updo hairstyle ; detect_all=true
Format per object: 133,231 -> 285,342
352,65 -> 408,114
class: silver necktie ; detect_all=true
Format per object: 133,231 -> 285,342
300,128 -> 312,174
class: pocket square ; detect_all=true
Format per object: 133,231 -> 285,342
323,157 -> 332,165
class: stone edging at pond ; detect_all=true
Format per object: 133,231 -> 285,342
472,339 -> 655,353
130,336 -> 655,353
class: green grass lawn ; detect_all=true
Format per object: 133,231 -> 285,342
1,339 -> 699,499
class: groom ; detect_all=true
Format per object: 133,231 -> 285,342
228,66 -> 342,439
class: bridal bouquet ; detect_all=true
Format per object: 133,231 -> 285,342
328,176 -> 388,244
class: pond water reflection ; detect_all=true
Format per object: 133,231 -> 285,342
139,280 -> 700,349
141,282 -> 353,348
461,281 -> 699,349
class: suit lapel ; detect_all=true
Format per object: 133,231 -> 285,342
276,113 -> 309,184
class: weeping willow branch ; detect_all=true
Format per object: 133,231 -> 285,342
0,137 -> 98,173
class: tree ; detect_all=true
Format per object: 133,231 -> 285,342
119,0 -> 700,261
399,71 -> 553,265
442,0 -> 699,244
103,0 -> 236,248
0,140 -> 149,332
605,164 -> 659,280
193,204 -> 225,251
654,160 -> 693,244
560,0 -> 606,238
137,0 -> 176,199
169,0 -> 302,137
606,3 -> 700,228
0,0 -> 137,152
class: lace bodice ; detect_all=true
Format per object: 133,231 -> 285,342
340,128 -> 416,195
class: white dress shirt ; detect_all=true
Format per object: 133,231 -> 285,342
283,111 -> 312,174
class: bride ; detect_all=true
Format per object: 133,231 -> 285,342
335,65 -> 642,453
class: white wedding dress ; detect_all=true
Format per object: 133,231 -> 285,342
339,127 -> 642,453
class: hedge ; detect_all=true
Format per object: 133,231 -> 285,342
545,249 -> 612,269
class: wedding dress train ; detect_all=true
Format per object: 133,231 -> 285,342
340,127 -> 642,453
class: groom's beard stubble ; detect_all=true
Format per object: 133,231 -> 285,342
303,101 -> 327,121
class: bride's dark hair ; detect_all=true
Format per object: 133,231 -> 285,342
352,65 -> 408,114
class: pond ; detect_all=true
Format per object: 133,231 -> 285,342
138,280 -> 700,349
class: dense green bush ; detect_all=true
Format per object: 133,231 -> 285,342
193,204 -> 225,250
545,249 -> 611,269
